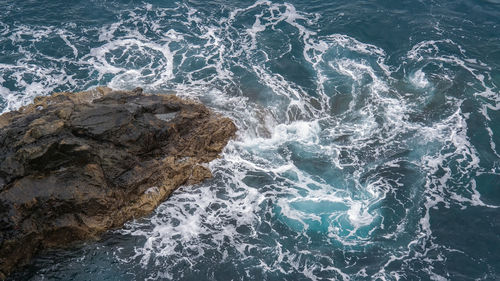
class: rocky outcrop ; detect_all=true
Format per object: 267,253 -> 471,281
0,87 -> 236,278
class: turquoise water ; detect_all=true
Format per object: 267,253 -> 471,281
1,0 -> 500,280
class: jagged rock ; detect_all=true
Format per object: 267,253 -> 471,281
0,87 -> 237,278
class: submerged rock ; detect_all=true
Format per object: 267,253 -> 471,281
0,87 -> 236,278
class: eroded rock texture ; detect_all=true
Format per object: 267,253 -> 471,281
0,87 -> 236,278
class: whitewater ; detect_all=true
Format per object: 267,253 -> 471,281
1,0 -> 499,280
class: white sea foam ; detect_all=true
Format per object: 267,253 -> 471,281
1,1 -> 498,279
409,69 -> 430,88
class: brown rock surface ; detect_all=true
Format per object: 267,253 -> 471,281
0,87 -> 237,278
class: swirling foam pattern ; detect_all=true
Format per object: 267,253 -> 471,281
2,0 -> 499,280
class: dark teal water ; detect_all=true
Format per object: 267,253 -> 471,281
1,0 -> 500,280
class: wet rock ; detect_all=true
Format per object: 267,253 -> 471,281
0,87 -> 237,278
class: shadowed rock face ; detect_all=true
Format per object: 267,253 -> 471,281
0,87 -> 237,278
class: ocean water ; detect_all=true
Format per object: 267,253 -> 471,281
1,0 -> 500,280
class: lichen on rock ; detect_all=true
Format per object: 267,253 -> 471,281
0,87 -> 237,278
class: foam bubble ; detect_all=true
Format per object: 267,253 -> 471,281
409,69 -> 430,88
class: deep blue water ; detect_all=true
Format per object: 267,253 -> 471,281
1,0 -> 500,280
